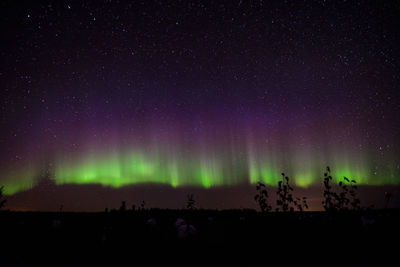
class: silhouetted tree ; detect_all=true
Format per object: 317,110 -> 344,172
276,173 -> 308,212
295,196 -> 309,212
119,201 -> 126,212
322,166 -> 361,211
347,178 -> 361,210
140,200 -> 146,210
186,194 -> 197,210
322,166 -> 338,211
336,176 -> 361,210
254,182 -> 272,212
0,186 -> 6,209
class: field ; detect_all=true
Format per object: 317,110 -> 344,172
1,209 -> 399,266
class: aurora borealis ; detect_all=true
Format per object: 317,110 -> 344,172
1,0 -> 399,210
2,115 -> 399,197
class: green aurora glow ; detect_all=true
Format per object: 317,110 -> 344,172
1,147 -> 398,195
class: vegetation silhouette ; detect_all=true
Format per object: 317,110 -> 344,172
254,181 -> 272,212
186,194 -> 197,210
140,200 -> 146,210
254,174 -> 308,212
322,166 -> 361,211
119,201 -> 126,212
0,186 -> 6,209
276,173 -> 308,212
1,173 -> 399,267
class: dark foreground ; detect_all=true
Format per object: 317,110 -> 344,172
1,209 -> 399,266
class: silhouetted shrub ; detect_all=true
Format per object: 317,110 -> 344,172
140,200 -> 146,210
322,166 -> 338,211
119,201 -> 126,212
0,186 -> 6,209
322,166 -> 361,211
295,196 -> 309,212
276,173 -> 308,212
254,182 -> 272,212
186,194 -> 197,210
346,177 -> 361,210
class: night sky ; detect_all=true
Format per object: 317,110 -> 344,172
1,0 -> 399,211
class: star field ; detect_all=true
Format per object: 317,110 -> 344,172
0,0 -> 399,210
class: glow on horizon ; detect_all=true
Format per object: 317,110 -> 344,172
0,148 -> 398,195
1,168 -> 38,195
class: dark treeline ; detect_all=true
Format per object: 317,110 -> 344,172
0,167 -> 399,266
254,166 -> 372,213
